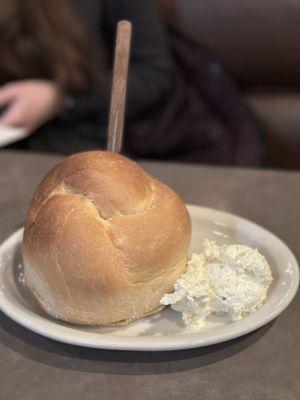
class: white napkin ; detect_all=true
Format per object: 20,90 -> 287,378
0,125 -> 28,147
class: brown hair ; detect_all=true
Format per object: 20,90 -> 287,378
0,0 -> 99,93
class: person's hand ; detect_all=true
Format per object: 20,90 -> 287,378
0,80 -> 65,133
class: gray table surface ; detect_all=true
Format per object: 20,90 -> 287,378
0,150 -> 299,400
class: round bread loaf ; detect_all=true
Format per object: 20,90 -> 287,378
23,151 -> 191,325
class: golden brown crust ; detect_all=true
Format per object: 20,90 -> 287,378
23,151 -> 191,325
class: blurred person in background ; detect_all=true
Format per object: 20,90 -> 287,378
0,0 -> 264,165
0,0 -> 173,153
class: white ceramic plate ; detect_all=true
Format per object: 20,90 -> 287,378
0,125 -> 28,147
0,205 -> 298,351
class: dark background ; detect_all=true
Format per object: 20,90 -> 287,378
157,0 -> 300,169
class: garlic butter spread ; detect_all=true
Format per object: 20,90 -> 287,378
160,240 -> 273,329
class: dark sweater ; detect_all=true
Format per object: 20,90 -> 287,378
12,0 -> 173,154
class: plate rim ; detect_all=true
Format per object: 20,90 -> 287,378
0,204 -> 299,351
